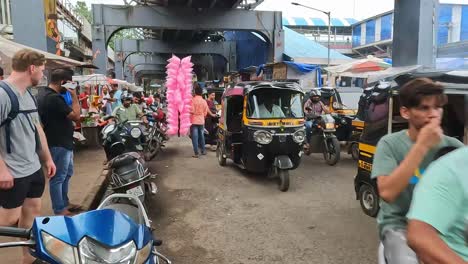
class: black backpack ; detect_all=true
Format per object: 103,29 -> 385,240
0,81 -> 39,154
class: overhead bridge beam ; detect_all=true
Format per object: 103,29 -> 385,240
91,4 -> 283,73
114,39 -> 237,79
116,53 -> 168,80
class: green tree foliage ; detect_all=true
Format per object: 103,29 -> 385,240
74,1 -> 92,23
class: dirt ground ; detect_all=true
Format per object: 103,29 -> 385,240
148,138 -> 378,264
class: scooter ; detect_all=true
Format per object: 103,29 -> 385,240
0,194 -> 171,264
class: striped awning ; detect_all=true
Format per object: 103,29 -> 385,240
282,17 -> 358,27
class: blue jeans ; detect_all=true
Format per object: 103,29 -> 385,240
305,120 -> 313,143
191,125 -> 206,155
49,147 -> 74,214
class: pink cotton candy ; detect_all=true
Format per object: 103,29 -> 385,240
165,54 -> 194,136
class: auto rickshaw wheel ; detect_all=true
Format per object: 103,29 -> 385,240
358,184 -> 379,217
350,142 -> 359,161
323,137 -> 340,166
217,144 -> 226,166
275,168 -> 290,192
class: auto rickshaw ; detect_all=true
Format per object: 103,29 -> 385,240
354,71 -> 468,217
216,81 -> 306,192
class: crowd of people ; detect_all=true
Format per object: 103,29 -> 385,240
0,48 -> 466,264
0,49 -> 163,263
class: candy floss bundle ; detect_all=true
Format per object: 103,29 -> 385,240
165,55 -> 193,136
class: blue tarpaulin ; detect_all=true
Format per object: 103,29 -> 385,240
284,61 -> 320,73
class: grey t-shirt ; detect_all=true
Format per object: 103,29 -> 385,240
0,81 -> 41,178
371,129 -> 464,238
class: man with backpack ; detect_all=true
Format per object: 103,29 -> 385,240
0,49 -> 56,264
37,68 -> 81,216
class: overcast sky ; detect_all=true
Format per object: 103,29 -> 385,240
70,0 -> 468,20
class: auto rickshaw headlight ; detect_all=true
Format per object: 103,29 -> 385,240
293,130 -> 306,143
253,130 -> 273,144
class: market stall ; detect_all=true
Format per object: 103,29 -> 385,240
0,36 -> 92,75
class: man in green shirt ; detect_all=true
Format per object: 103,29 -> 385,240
371,78 -> 463,264
407,147 -> 468,263
112,95 -> 147,123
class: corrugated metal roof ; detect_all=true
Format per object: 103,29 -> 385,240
283,27 -> 352,60
282,16 -> 358,27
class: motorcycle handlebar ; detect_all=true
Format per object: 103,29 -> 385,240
0,226 -> 30,239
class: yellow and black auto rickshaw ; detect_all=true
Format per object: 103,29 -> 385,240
216,82 -> 306,192
354,71 -> 468,217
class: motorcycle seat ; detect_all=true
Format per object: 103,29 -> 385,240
109,152 -> 140,168
102,203 -> 143,225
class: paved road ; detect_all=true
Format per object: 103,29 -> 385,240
148,138 -> 378,264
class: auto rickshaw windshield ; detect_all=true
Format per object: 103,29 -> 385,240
247,88 -> 304,119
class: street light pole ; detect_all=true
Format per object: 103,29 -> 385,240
291,2 -> 332,81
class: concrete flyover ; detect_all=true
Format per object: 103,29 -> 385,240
91,4 -> 283,73
128,63 -> 167,83
114,39 -> 236,79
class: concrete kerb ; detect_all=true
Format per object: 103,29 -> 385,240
81,167 -> 111,210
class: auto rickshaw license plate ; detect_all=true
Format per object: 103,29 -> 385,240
279,135 -> 287,142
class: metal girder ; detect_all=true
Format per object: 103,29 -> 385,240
91,4 -> 283,73
135,70 -> 166,85
116,53 -> 168,79
114,39 -> 237,74
134,64 -> 166,73
127,63 -> 166,83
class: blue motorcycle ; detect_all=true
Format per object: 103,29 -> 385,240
0,194 -> 171,264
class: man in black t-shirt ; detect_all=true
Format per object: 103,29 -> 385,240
37,69 -> 81,215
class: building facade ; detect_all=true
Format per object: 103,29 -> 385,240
351,4 -> 468,59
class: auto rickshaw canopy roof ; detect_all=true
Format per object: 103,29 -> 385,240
225,81 -> 304,98
385,70 -> 468,95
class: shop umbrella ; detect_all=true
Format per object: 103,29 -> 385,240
349,60 -> 391,73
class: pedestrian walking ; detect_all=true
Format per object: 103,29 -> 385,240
190,85 -> 215,158
37,68 -> 82,216
0,49 -> 56,264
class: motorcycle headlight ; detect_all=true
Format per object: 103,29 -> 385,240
253,130 -> 273,145
325,123 -> 335,130
135,242 -> 152,264
79,237 -> 136,264
293,130 -> 306,143
130,127 -> 142,139
41,231 -> 79,264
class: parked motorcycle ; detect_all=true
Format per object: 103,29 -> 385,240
304,113 -> 341,166
107,152 -> 157,209
102,117 -> 146,160
144,106 -> 168,161
0,193 -> 171,264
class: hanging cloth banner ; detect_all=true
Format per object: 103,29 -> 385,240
165,55 -> 194,136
